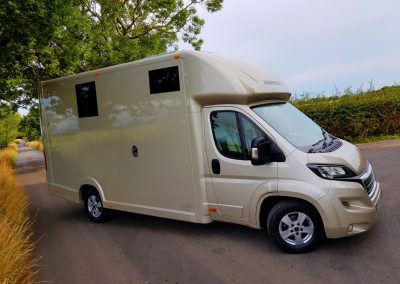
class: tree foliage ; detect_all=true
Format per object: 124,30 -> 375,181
0,0 -> 223,108
19,106 -> 41,141
0,105 -> 21,148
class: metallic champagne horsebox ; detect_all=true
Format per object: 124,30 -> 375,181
40,51 -> 381,252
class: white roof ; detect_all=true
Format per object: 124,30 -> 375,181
42,50 -> 291,106
178,51 -> 291,106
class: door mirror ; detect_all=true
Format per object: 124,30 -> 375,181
251,137 -> 271,165
251,137 -> 286,165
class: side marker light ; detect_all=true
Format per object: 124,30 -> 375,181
208,208 -> 217,213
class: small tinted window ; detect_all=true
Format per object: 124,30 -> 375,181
75,81 -> 98,118
149,66 -> 180,94
211,112 -> 244,159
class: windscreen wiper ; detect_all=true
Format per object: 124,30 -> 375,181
308,130 -> 329,153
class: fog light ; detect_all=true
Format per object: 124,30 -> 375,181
348,224 -> 353,232
342,201 -> 350,207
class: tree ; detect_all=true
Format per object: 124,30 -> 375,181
18,106 -> 41,141
0,105 -> 21,148
0,0 -> 223,108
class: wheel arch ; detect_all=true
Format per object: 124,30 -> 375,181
79,177 -> 105,203
257,194 -> 326,237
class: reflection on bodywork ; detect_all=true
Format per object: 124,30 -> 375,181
108,97 -> 183,127
41,96 -> 79,135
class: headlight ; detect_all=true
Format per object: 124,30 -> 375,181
307,164 -> 355,180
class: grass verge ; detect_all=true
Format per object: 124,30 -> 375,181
26,141 -> 43,152
0,146 -> 17,168
0,148 -> 36,283
352,134 -> 400,144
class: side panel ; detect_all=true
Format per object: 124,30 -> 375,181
41,60 -> 197,221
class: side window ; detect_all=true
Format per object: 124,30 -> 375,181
239,114 -> 266,158
211,112 -> 245,159
148,66 -> 180,94
75,81 -> 98,118
210,111 -> 267,160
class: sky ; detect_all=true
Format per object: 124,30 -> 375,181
179,0 -> 400,97
19,0 -> 398,116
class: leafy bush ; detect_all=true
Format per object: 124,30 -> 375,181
18,106 -> 41,142
0,105 -> 21,148
294,86 -> 400,142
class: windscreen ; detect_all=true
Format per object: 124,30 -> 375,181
251,102 -> 329,151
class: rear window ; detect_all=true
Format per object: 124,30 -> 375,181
148,66 -> 180,94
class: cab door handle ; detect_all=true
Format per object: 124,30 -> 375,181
212,159 -> 220,174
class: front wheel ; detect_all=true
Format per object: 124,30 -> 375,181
84,190 -> 110,223
267,200 -> 324,253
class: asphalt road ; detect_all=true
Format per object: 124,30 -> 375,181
16,140 -> 400,284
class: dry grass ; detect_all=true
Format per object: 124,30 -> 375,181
26,141 -> 43,152
14,139 -> 22,144
0,147 -> 17,168
0,150 -> 36,283
8,142 -> 19,152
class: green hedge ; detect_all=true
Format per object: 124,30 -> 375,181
293,86 -> 400,142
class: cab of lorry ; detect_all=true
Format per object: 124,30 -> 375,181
203,100 -> 380,252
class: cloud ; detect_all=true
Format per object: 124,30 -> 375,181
180,0 -> 400,94
287,53 -> 400,86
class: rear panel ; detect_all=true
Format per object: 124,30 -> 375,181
41,59 -> 197,221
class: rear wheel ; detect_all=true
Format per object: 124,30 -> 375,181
267,200 -> 323,253
84,190 -> 110,222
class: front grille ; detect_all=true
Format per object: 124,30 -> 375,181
362,171 -> 375,194
360,164 -> 377,198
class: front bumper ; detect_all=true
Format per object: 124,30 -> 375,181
314,164 -> 381,238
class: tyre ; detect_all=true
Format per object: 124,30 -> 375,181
267,200 -> 323,253
83,190 -> 110,223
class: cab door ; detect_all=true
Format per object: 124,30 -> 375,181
203,106 -> 278,223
